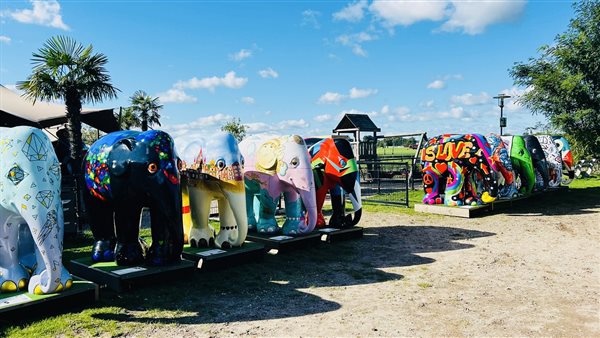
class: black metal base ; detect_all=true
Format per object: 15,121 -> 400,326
0,279 -> 98,321
246,231 -> 322,253
182,241 -> 265,271
318,226 -> 364,243
69,258 -> 195,292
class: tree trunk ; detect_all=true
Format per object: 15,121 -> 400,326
65,87 -> 83,175
141,111 -> 148,131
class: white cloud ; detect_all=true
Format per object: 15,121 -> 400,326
369,0 -> 447,27
318,91 -> 345,104
7,0 -> 69,30
258,67 -> 279,78
333,0 -> 368,22
241,96 -> 255,105
318,87 -> 378,104
349,87 -> 378,99
0,35 -> 11,44
427,80 -> 445,89
336,31 -> 377,57
314,114 -> 333,122
157,88 -> 197,103
499,86 -> 532,113
369,0 -> 526,35
451,92 -> 492,106
175,71 -> 248,92
163,113 -> 234,152
381,105 -> 390,114
246,118 -> 310,134
441,0 -> 527,35
229,49 -> 252,62
302,9 -> 321,29
421,100 -> 435,108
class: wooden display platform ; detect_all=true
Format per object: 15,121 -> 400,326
69,258 -> 195,292
415,186 -> 569,218
319,227 -> 364,243
182,241 -> 265,271
246,231 -> 322,253
0,279 -> 98,320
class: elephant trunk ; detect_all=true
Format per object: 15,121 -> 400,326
299,189 -> 318,233
346,177 -> 363,226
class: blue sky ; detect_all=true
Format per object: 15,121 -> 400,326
1,0 -> 575,148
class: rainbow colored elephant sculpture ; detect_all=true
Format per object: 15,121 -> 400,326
421,134 -> 499,206
552,136 -> 575,184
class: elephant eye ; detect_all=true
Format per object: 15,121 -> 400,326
340,159 -> 347,167
216,159 -> 226,170
148,162 -> 159,174
177,159 -> 183,170
290,157 -> 299,168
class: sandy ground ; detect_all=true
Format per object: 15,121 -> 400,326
138,201 -> 600,337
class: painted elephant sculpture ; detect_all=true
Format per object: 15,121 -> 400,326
83,130 -> 183,266
523,135 -> 550,192
421,134 -> 499,206
501,135 -> 536,195
179,132 -> 248,248
552,136 -> 575,184
239,134 -> 317,235
537,135 -> 563,188
307,137 -> 362,228
0,126 -> 72,294
486,134 -> 518,199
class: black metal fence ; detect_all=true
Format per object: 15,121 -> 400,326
358,159 -> 410,206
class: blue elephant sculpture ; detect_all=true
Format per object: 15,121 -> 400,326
0,126 -> 72,294
83,130 -> 183,266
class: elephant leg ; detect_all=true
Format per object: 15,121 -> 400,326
23,205 -> 72,294
422,168 -> 443,205
444,163 -> 465,206
113,203 -> 146,266
147,205 -> 181,266
315,186 -> 328,228
328,185 -> 349,228
281,190 -> 303,235
244,180 -> 259,231
0,212 -> 29,292
216,189 -> 248,248
188,187 -> 214,248
84,193 -> 116,263
257,191 -> 280,234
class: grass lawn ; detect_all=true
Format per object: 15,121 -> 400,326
1,177 -> 598,336
377,146 -> 418,157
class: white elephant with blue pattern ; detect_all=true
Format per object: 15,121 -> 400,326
0,126 -> 72,294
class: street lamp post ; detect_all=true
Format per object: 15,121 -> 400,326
493,94 -> 511,136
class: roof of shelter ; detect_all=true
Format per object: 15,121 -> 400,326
0,84 -> 119,132
333,113 -> 381,133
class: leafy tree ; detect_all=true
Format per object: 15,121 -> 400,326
129,90 -> 163,131
17,36 -> 118,174
81,126 -> 105,145
510,1 -> 600,157
116,106 -> 141,130
221,117 -> 248,141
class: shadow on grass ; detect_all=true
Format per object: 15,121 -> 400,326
81,224 -> 493,326
504,186 -> 600,216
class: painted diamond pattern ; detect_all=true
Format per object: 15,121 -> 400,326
6,164 -> 28,185
48,160 -> 61,178
36,190 -> 54,209
21,132 -> 48,161
37,210 -> 57,244
24,194 -> 31,201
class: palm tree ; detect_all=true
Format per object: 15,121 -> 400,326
116,106 -> 141,130
129,90 -> 163,131
17,36 -> 118,174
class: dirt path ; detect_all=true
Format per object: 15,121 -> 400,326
140,203 -> 599,337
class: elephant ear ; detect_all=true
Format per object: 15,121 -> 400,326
109,138 -> 135,176
257,141 -> 277,171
